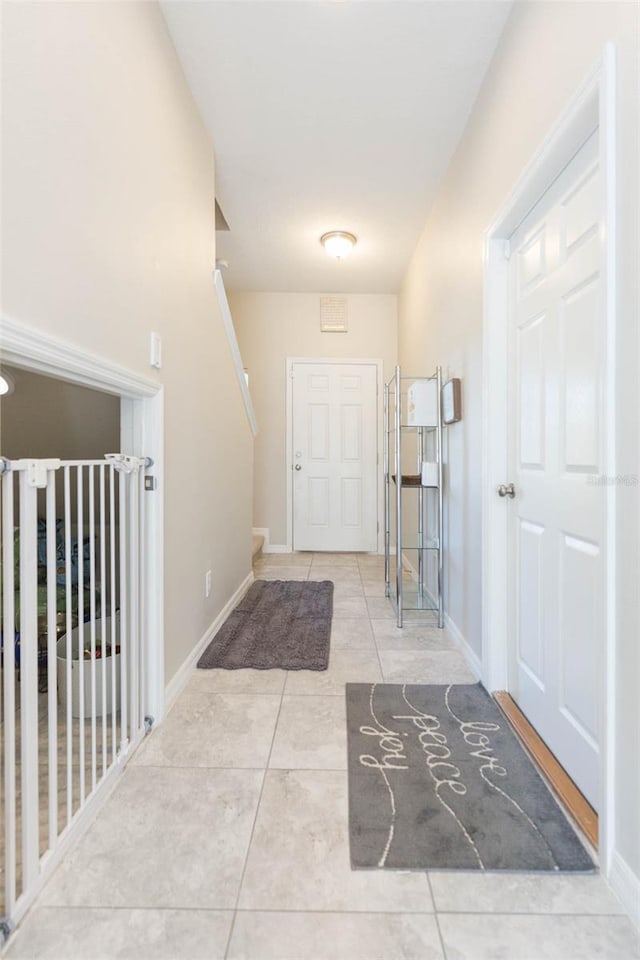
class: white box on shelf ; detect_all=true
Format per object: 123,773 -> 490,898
406,380 -> 438,427
421,461 -> 439,487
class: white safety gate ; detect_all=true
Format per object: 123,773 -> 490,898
0,454 -> 151,934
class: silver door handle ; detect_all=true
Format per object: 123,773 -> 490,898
497,483 -> 516,498
294,464 -> 302,471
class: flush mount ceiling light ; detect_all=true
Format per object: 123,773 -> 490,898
0,371 -> 15,396
320,231 -> 357,259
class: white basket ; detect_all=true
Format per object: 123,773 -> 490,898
57,615 -> 121,718
406,380 -> 438,427
421,461 -> 439,487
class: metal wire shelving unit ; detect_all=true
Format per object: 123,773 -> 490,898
384,365 -> 444,628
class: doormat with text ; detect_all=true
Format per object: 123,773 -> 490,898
346,682 -> 594,871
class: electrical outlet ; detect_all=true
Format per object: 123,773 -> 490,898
205,570 -> 212,598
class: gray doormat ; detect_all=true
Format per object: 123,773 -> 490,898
198,580 -> 333,671
346,682 -> 594,872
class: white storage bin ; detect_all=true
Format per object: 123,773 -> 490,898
406,380 -> 438,427
57,615 -> 121,718
421,461 -> 439,487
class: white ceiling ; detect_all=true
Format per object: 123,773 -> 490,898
161,1 -> 512,294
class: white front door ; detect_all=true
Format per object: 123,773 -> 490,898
508,131 -> 603,809
291,361 -> 378,552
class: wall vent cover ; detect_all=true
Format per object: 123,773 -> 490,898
320,296 -> 348,333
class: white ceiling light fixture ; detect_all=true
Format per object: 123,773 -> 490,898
0,372 -> 15,396
320,231 -> 357,260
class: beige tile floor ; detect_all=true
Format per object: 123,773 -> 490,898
5,553 -> 639,960
0,691 -> 120,900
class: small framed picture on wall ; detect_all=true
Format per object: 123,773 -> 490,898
441,378 -> 462,424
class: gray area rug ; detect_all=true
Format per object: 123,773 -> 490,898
346,682 -> 594,872
198,579 -> 333,671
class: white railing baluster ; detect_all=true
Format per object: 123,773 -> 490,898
118,471 -> 128,750
2,471 -> 17,916
46,470 -> 58,852
138,466 -> 146,731
18,470 -> 40,894
99,465 -> 107,777
89,466 -> 97,793
77,466 -> 85,807
129,471 -> 139,744
109,467 -> 117,763
64,467 -> 73,825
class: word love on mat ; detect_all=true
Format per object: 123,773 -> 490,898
346,682 -> 594,872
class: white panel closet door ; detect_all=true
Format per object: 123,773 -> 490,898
508,131 -> 603,809
292,361 -> 378,552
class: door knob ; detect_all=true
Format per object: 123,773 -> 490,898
294,464 -> 302,471
497,483 -> 516,498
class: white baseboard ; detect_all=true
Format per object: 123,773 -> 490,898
609,849 -> 640,930
251,527 -> 291,553
445,612 -> 482,680
163,571 -> 254,711
252,527 -> 292,554
257,529 -> 381,556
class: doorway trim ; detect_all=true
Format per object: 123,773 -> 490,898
0,316 -> 165,721
481,47 -> 616,874
285,357 -> 384,553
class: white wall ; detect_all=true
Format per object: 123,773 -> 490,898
398,1 -> 639,890
1,1 -> 254,685
230,293 -> 397,546
0,366 -> 120,461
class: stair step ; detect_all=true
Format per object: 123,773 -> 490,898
252,533 -> 265,559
